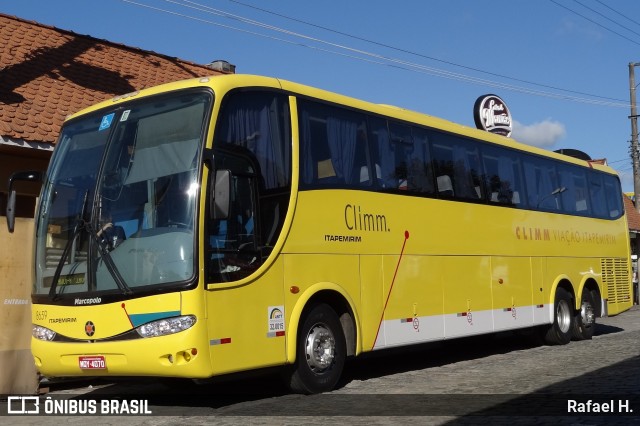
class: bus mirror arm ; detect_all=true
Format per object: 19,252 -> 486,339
6,170 -> 42,233
211,169 -> 231,220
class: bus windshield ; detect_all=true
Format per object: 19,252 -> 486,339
34,91 -> 212,300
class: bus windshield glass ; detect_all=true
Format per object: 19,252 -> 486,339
34,91 -> 212,300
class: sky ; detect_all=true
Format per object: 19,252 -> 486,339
3,0 -> 640,192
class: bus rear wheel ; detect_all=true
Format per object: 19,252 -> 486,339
571,290 -> 596,341
542,287 -> 573,345
287,303 -> 346,394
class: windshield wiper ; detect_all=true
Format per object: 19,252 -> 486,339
48,219 -> 83,300
85,221 -> 133,295
49,189 -> 90,300
49,190 -> 133,299
48,220 -> 133,298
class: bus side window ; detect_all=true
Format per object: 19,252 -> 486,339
603,175 -> 623,218
523,156 -> 562,211
558,164 -> 590,215
409,127 -> 435,194
588,173 -> 607,218
299,101 -> 368,188
430,131 -> 483,201
482,145 -> 525,207
368,117 -> 395,189
386,122 -> 437,194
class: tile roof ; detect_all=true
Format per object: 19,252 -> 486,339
0,13 -> 225,145
625,196 -> 640,232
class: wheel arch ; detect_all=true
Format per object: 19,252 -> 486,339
549,275 -> 576,306
286,282 -> 360,364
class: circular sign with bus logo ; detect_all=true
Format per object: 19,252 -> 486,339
473,94 -> 513,137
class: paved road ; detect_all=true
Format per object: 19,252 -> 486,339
4,305 -> 640,425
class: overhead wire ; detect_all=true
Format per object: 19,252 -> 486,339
571,0 -> 640,38
594,0 -> 640,30
121,0 -> 631,108
550,0 -> 640,47
225,0 -> 626,104
609,157 -> 634,165
119,0 -> 638,183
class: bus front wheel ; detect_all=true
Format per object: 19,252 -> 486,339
571,290 -> 596,341
542,287 -> 573,345
287,303 -> 346,394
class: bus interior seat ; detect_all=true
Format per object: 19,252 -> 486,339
359,164 -> 382,183
437,175 -> 454,196
491,191 -> 521,205
512,191 -> 520,204
576,199 -> 588,212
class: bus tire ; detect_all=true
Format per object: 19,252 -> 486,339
287,303 -> 346,394
542,287 -> 573,345
571,289 -> 596,341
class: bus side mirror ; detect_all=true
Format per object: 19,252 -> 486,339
6,170 -> 42,233
211,169 -> 231,220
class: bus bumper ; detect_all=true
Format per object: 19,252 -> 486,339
31,331 -> 212,379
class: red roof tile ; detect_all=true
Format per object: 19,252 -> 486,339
625,196 -> 640,232
0,13 -> 226,145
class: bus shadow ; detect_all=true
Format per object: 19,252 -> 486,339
54,323 -> 627,412
64,372 -> 292,411
441,355 -> 640,424
594,322 -> 624,336
342,331 -> 543,384
343,322 -> 624,384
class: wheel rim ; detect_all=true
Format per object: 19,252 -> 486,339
557,300 -> 572,333
581,300 -> 595,329
304,322 -> 336,374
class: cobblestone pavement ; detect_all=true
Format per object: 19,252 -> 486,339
4,306 -> 640,425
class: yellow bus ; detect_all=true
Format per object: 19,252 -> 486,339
7,74 -> 633,394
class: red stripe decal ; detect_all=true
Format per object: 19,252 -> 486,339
372,231 -> 410,350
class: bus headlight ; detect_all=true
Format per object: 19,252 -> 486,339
136,315 -> 197,338
33,325 -> 56,341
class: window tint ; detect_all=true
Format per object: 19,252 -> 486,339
558,164 -> 590,216
408,127 -> 435,194
482,145 -> 526,207
523,156 -> 562,212
370,121 -> 435,194
431,131 -> 484,201
603,175 -> 623,218
295,97 -> 624,220
368,117 -> 391,188
299,100 -> 369,188
216,91 -> 291,190
588,173 -> 608,218
209,91 -> 291,283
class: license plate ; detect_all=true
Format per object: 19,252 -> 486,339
79,355 -> 106,370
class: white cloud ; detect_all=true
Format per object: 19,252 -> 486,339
556,18 -> 603,41
511,119 -> 566,148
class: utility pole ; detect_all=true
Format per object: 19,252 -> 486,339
629,62 -> 640,212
